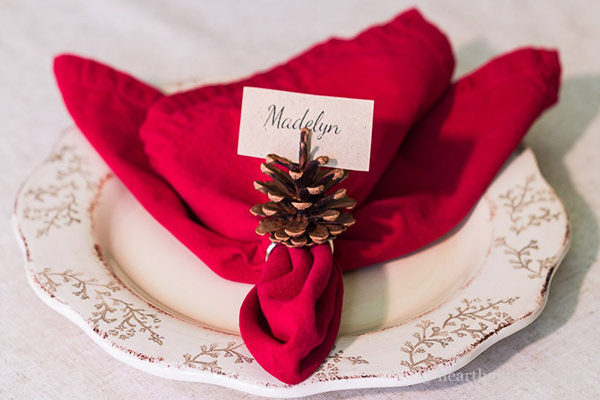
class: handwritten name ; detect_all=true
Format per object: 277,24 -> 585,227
263,104 -> 341,140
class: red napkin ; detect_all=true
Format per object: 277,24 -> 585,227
338,47 -> 561,267
53,8 -> 560,384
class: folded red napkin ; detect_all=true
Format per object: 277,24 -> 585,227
53,8 -> 560,384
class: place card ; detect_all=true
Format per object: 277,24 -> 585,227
237,87 -> 374,171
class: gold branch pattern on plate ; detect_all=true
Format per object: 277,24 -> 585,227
182,342 -> 254,373
313,348 -> 369,381
498,174 -> 560,235
22,144 -> 98,237
495,174 -> 562,279
495,237 -> 556,279
38,268 -> 164,345
442,297 -> 518,338
400,297 -> 517,372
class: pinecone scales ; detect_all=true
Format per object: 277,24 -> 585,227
250,128 -> 356,247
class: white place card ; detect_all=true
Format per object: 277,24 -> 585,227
237,87 -> 374,171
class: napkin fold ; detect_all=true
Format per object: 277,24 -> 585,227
239,245 -> 343,384
53,8 -> 560,384
140,8 -> 454,245
337,47 -> 561,268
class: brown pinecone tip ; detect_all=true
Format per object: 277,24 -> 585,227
250,127 -> 356,247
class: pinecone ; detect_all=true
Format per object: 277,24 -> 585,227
250,128 -> 356,247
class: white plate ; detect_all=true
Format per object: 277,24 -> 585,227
13,127 -> 570,398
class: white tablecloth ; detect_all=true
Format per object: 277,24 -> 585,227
2,1 -> 599,399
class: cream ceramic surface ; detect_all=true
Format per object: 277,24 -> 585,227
98,160 -> 491,335
14,127 -> 570,398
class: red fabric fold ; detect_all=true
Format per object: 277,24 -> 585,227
54,55 -> 267,283
239,244 -> 343,384
140,8 -> 454,244
336,48 -> 561,268
52,8 -> 561,385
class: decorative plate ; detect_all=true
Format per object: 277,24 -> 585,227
13,127 -> 570,398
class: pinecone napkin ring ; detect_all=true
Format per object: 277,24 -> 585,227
250,128 -> 356,250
